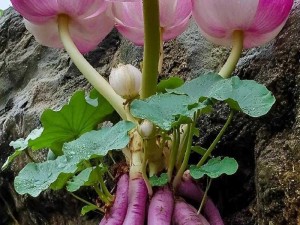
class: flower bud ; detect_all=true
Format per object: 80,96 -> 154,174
138,120 -> 154,139
109,64 -> 142,100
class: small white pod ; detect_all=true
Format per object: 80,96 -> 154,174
109,64 -> 142,100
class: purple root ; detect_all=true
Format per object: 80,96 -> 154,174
122,178 -> 148,225
99,174 -> 129,225
148,186 -> 174,225
173,199 -> 210,225
177,171 -> 224,225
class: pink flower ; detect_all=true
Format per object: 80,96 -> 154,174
110,0 -> 192,45
192,0 -> 293,48
10,0 -> 114,53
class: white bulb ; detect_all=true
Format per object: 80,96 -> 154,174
138,120 -> 154,139
109,64 -> 142,100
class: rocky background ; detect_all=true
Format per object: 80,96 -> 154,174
0,4 -> 299,225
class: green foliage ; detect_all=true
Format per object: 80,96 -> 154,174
131,73 -> 274,131
131,93 -> 209,130
189,157 -> 238,179
156,77 -> 184,93
62,121 -> 135,162
2,128 -> 43,170
170,73 -> 275,117
14,121 -> 135,197
67,167 -> 97,192
14,156 -> 78,197
149,173 -> 168,187
0,10 -> 3,17
29,89 -> 114,155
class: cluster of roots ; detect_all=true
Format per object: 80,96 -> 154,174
99,172 -> 223,225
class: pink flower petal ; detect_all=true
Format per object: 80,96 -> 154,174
173,0 -> 192,25
195,26 -> 232,47
57,0 -> 107,18
115,24 -> 145,45
112,2 -> 144,28
192,0 -> 293,48
159,0 -> 178,27
24,19 -> 62,48
24,12 -> 114,53
163,11 -> 191,41
248,0 -> 294,34
111,0 -> 192,44
106,0 -> 138,1
11,0 -> 59,23
12,0 -> 114,53
244,19 -> 288,48
70,12 -> 115,53
192,0 -> 259,40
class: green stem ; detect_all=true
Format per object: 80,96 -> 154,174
98,174 -> 113,200
83,160 -> 92,168
141,0 -> 160,98
176,124 -> 190,169
197,178 -> 212,215
70,192 -> 104,213
197,111 -> 234,167
57,15 -> 127,120
94,185 -> 110,204
173,119 -> 196,189
218,30 -> 244,79
167,127 -> 180,181
141,152 -> 153,196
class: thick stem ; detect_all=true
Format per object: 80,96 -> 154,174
128,131 -> 144,179
141,0 -> 160,98
218,30 -> 244,78
57,15 -> 127,120
197,111 -> 234,167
